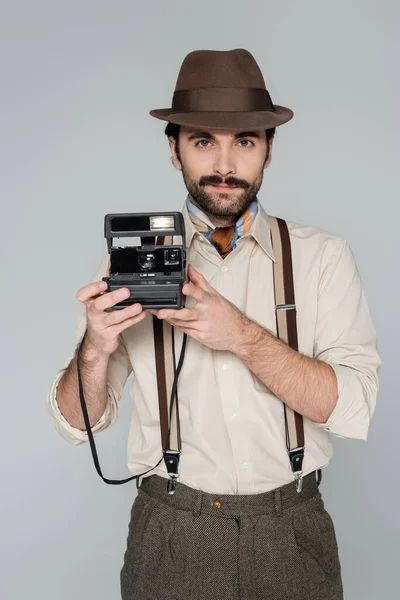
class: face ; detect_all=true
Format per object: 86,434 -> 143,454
169,126 -> 273,224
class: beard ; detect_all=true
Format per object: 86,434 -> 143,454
180,163 -> 264,222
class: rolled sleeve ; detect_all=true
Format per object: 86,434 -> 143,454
312,238 -> 382,439
46,256 -> 133,445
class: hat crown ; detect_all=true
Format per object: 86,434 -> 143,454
149,47 -> 294,130
175,48 -> 266,91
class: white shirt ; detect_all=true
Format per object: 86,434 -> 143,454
46,198 -> 381,494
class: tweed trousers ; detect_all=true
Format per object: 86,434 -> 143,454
120,471 -> 343,600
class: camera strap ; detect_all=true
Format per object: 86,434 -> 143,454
76,217 -> 304,493
76,231 -> 188,489
76,317 -> 187,487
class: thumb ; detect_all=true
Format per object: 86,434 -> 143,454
105,258 -> 111,277
187,264 -> 210,290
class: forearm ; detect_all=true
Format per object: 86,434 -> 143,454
56,335 -> 110,431
232,316 -> 338,423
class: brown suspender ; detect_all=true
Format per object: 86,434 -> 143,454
153,216 -> 305,494
269,217 -> 305,492
76,215 -> 305,493
153,233 -> 184,493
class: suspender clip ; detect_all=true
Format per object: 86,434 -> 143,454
294,472 -> 303,493
275,303 -> 296,312
289,447 -> 304,494
167,476 -> 178,495
163,451 -> 181,495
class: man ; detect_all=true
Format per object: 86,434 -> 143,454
47,49 -> 381,600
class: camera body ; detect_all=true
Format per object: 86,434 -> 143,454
102,212 -> 187,310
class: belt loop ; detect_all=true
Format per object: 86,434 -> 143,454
192,492 -> 203,518
274,488 -> 282,515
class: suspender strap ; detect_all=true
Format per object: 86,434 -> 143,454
269,216 -> 305,493
153,234 -> 183,494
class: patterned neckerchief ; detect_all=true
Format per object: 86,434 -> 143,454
185,194 -> 258,259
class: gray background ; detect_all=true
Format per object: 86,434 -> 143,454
1,0 -> 398,598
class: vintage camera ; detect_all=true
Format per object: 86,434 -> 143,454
102,212 -> 187,310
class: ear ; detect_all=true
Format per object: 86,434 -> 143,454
168,136 -> 182,171
263,138 -> 274,170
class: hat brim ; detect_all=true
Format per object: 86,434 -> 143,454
149,105 -> 293,130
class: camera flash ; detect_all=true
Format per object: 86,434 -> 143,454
150,216 -> 175,230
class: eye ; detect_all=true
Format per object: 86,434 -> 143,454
194,139 -> 254,149
238,139 -> 254,147
195,140 -> 212,148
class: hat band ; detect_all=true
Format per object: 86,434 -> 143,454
171,87 -> 276,113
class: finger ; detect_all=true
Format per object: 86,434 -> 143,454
187,264 -> 212,292
157,307 -> 197,321
92,287 -> 133,312
76,280 -> 109,304
165,321 -> 200,340
102,302 -> 144,328
182,281 -> 205,302
105,258 -> 111,277
111,310 -> 147,335
164,318 -> 199,331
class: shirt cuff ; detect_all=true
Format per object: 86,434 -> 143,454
46,361 -> 114,445
311,362 -> 372,440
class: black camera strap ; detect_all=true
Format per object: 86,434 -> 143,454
75,229 -> 187,489
76,324 -> 187,486
76,217 -> 305,494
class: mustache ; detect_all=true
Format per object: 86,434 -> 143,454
199,175 -> 249,189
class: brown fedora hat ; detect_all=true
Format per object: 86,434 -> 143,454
149,48 -> 294,131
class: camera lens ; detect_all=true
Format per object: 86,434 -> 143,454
165,249 -> 179,265
138,252 -> 156,271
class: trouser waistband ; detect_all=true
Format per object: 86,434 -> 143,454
138,470 -> 322,518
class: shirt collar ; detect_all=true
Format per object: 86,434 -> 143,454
181,194 -> 276,263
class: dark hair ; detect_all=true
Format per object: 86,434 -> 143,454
165,122 -> 276,161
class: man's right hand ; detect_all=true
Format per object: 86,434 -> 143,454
76,259 -> 146,357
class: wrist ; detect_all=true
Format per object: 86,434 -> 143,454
79,331 -> 110,363
230,312 -> 257,357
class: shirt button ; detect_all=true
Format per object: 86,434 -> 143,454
222,364 -> 229,370
231,412 -> 238,419
221,266 -> 228,272
212,499 -> 223,510
241,462 -> 249,468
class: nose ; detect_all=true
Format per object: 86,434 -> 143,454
212,147 -> 236,178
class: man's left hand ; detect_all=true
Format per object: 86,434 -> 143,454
150,264 -> 245,352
